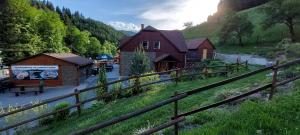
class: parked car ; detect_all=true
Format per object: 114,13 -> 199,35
105,61 -> 114,72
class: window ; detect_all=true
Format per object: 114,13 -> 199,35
154,41 -> 160,49
140,41 -> 149,49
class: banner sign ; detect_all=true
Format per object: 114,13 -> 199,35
11,65 -> 59,80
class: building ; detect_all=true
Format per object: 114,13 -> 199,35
119,25 -> 188,76
186,38 -> 216,61
9,53 -> 93,87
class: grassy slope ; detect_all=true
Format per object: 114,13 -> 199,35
23,66 -> 273,135
183,5 -> 300,56
182,80 -> 300,135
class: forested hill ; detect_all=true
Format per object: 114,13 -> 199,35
0,0 -> 122,64
31,0 -> 124,44
218,0 -> 269,12
183,0 -> 300,58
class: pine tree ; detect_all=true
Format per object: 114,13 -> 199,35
96,66 -> 107,99
129,47 -> 150,76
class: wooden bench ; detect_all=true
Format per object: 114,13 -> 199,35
12,84 -> 44,96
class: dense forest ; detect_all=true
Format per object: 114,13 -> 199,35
0,0 -> 123,64
218,0 -> 269,12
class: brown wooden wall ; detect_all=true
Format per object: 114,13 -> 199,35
198,40 -> 215,59
10,55 -> 78,87
188,40 -> 215,60
120,31 -> 186,63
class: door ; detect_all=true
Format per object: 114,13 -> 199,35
202,49 -> 208,60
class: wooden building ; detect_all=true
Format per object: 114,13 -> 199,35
119,25 -> 188,76
186,38 -> 216,61
9,53 -> 93,87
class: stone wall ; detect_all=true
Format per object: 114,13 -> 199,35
61,66 -> 78,86
120,51 -> 156,76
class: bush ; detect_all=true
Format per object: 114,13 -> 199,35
129,47 -> 150,76
96,66 -> 107,99
112,82 -> 122,99
53,102 -> 70,121
39,117 -> 54,126
140,72 -> 160,91
285,43 -> 300,58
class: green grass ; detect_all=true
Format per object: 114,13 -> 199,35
182,80 -> 300,135
19,66 -> 277,135
183,4 -> 300,57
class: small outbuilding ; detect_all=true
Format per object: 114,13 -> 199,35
9,53 -> 93,87
186,38 -> 216,61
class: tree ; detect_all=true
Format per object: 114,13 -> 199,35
219,13 -> 254,46
129,47 -> 150,76
96,66 -> 107,99
100,41 -> 117,56
183,22 -> 193,28
263,0 -> 300,42
86,37 -> 101,58
37,11 -> 69,53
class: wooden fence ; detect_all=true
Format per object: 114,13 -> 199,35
0,61 -> 247,132
68,58 -> 300,135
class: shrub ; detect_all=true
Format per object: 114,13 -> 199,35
39,117 -> 54,126
53,102 -> 70,121
96,66 -> 107,99
129,47 -> 150,76
140,72 -> 160,91
112,82 -> 122,99
285,43 -> 300,58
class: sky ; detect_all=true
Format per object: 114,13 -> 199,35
48,0 -> 220,31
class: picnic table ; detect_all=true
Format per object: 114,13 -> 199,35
12,84 -> 44,96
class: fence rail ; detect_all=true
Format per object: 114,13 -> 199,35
0,61 -> 246,132
69,58 -> 300,135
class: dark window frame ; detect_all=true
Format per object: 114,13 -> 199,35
140,41 -> 149,49
154,41 -> 161,49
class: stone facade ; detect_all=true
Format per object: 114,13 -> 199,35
120,51 -> 156,76
61,66 -> 78,86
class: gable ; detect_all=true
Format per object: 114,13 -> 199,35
119,26 -> 187,52
187,38 -> 216,50
120,31 -> 182,53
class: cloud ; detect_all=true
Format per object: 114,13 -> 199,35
138,0 -> 219,30
109,21 -> 140,32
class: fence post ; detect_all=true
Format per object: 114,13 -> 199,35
175,69 -> 179,85
74,89 -> 81,116
236,58 -> 239,72
225,64 -> 229,77
204,65 -> 208,78
173,91 -> 179,135
269,61 -> 279,100
134,75 -> 141,94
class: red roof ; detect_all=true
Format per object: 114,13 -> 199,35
119,26 -> 187,52
186,38 -> 215,50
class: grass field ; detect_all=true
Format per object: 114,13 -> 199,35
182,80 -> 300,135
19,66 -> 280,135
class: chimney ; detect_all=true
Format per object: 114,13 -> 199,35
141,24 -> 144,30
